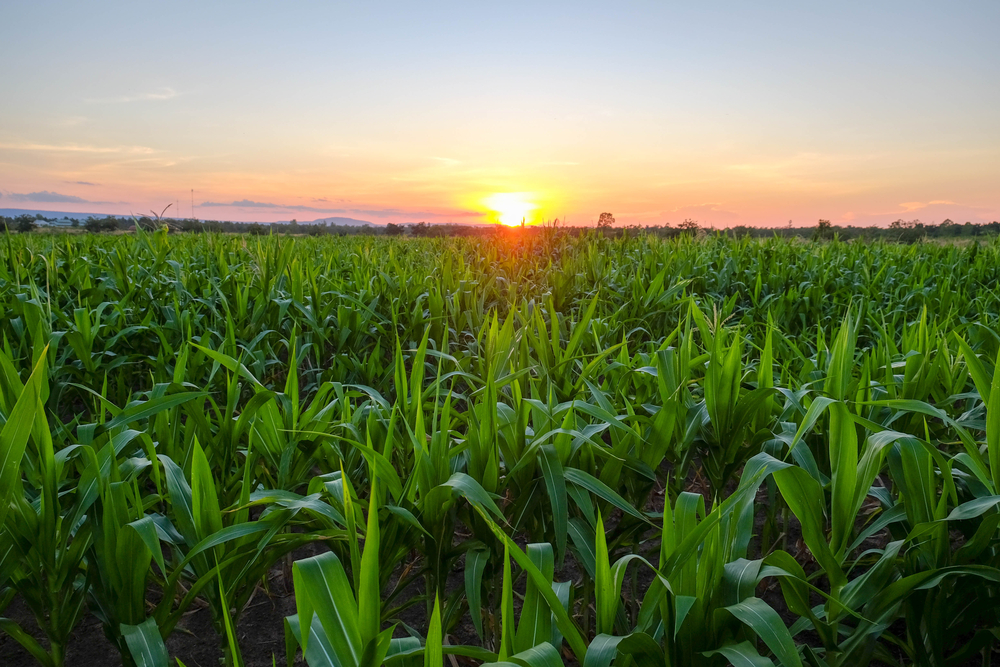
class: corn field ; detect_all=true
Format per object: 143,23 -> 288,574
2,228 -> 1000,667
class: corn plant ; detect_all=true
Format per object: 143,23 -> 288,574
3,231 -> 1000,666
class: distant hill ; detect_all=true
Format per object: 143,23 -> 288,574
0,208 -> 102,219
295,216 -> 379,227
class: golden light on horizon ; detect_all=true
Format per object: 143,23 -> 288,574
483,192 -> 538,226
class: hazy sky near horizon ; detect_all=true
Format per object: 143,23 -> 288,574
2,1 -> 999,226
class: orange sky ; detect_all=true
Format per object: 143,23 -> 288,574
2,3 -> 999,227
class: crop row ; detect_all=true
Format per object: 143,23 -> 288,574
1,230 -> 1000,666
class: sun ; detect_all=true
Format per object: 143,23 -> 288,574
483,192 -> 538,226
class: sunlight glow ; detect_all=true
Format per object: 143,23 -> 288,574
483,192 -> 538,226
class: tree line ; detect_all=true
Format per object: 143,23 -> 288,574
4,212 -> 1000,243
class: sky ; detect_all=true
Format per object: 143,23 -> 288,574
1,1 -> 999,227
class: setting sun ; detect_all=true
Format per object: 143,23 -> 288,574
483,192 -> 538,226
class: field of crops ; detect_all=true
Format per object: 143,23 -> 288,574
2,228 -> 1000,667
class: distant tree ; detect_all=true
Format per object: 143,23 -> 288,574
384,223 -> 404,236
15,214 -> 37,233
890,218 -> 923,244
411,222 -> 431,237
597,212 -> 615,231
178,218 -> 203,233
654,222 -> 679,238
247,223 -> 268,236
938,218 -> 960,237
813,219 -> 834,241
71,219 -> 79,228
84,216 -> 118,233
678,218 -> 699,233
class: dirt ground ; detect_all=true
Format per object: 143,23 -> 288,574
0,464 -> 994,666
0,584 -> 299,667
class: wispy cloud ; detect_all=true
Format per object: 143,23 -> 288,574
2,190 -> 119,205
5,190 -> 88,204
64,180 -> 100,186
346,207 -> 480,219
0,142 -> 155,155
898,200 -> 956,213
85,87 -> 181,104
200,199 -> 481,220
201,199 -> 323,212
723,152 -> 884,194
429,157 -> 462,166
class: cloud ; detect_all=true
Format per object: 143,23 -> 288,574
723,152 -> 885,194
202,199 -> 302,210
7,190 -> 89,204
65,180 -> 100,186
0,142 -> 155,155
349,207 -> 480,219
200,199 -> 481,220
2,190 -> 122,205
429,157 -> 462,166
85,88 -> 180,104
202,199 -> 367,215
898,200 -> 957,213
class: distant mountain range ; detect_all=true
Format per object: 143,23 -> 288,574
0,208 -> 378,227
0,208 -> 104,220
